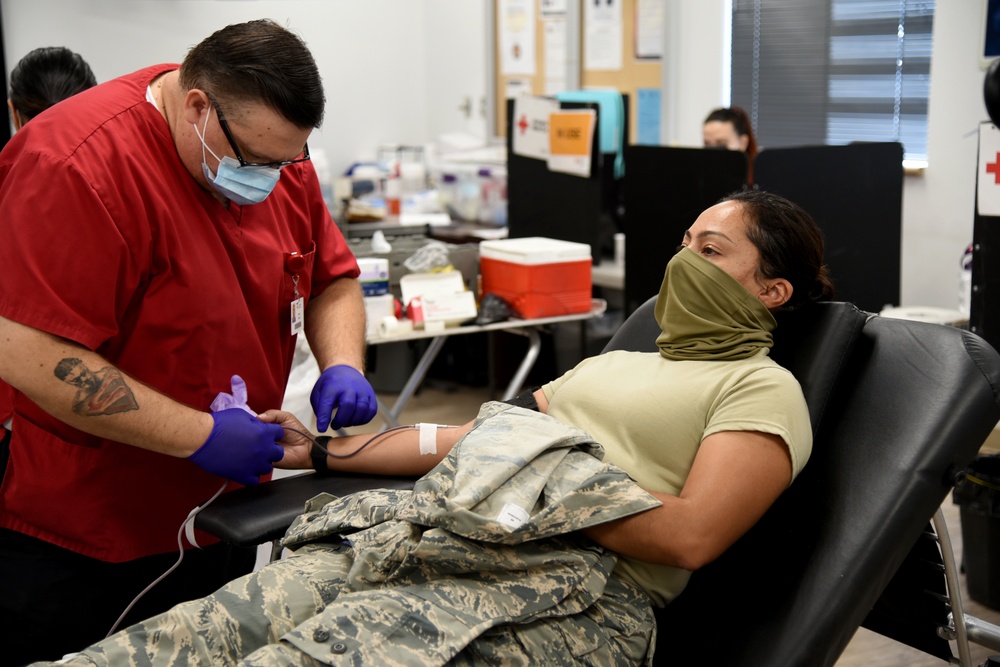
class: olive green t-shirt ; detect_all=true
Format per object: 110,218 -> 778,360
541,348 -> 811,607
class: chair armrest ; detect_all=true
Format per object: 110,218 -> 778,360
194,471 -> 417,548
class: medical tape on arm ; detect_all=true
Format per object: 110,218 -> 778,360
418,422 -> 438,455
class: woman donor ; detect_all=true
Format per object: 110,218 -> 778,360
41,189 -> 835,667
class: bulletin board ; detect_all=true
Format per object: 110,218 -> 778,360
493,0 -> 549,137
579,0 -> 661,146
493,0 -> 661,144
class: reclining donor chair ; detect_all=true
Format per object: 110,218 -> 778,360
197,298 -> 1000,666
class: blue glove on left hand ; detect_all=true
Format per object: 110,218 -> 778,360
310,365 -> 377,431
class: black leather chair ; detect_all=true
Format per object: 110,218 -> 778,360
633,300 -> 1000,666
196,298 -> 1000,666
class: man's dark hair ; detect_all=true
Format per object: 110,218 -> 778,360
178,19 -> 325,129
9,46 -> 97,120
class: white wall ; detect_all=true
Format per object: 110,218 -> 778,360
660,0 -> 987,309
901,0 -> 987,309
422,0 -> 490,142
1,0 -> 487,176
661,0 -> 730,147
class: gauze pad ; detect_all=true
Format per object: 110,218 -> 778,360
418,422 -> 438,455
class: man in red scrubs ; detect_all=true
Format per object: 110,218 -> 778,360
0,20 -> 377,665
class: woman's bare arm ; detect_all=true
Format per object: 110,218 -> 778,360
582,429 -> 792,571
260,409 -> 474,476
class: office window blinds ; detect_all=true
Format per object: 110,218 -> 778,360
731,0 -> 935,164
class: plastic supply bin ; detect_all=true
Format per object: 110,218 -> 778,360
953,453 -> 1000,610
479,237 -> 592,319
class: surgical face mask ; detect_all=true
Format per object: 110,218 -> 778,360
193,110 -> 280,205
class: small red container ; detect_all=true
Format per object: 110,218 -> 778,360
479,237 -> 592,319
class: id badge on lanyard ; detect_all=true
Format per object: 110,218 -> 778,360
291,297 -> 304,335
287,252 -> 305,336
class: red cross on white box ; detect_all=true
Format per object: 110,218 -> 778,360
979,122 -> 1000,216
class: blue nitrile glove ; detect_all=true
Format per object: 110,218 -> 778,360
188,408 -> 285,486
310,365 -> 377,431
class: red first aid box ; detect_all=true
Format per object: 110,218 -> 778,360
479,237 -> 592,319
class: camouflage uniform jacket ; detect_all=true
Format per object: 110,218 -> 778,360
47,402 -> 662,666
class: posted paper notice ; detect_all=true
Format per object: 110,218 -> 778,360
500,0 -> 537,76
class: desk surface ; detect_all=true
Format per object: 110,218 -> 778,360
366,299 -> 607,428
367,299 -> 608,346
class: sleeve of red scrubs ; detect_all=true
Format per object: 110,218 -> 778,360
0,150 -> 141,351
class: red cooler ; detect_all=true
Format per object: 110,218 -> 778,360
479,237 -> 592,319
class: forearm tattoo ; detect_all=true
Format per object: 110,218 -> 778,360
53,357 -> 139,416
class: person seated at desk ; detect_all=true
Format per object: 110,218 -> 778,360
6,46 -> 97,130
38,189 -> 834,667
703,106 -> 758,182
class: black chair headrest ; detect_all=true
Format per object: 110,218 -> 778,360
770,302 -> 870,432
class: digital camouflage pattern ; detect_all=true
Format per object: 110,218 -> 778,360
37,402 -> 661,666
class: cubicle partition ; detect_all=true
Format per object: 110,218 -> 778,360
622,146 -> 748,315
973,209 -> 1000,352
755,142 -> 904,313
505,97 -> 628,262
621,142 -> 903,316
972,123 -> 1000,351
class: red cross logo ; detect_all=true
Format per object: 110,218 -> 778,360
517,114 -> 529,135
987,152 -> 1000,184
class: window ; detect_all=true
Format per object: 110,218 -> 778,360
731,0 -> 935,166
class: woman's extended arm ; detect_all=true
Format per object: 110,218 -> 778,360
582,429 -> 792,571
259,409 -> 474,476
262,390 -> 552,476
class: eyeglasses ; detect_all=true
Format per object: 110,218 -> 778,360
210,100 -> 310,169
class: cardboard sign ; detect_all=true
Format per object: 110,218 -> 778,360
512,95 -> 560,161
547,109 -> 596,177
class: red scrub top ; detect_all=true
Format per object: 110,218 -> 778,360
0,65 -> 360,562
